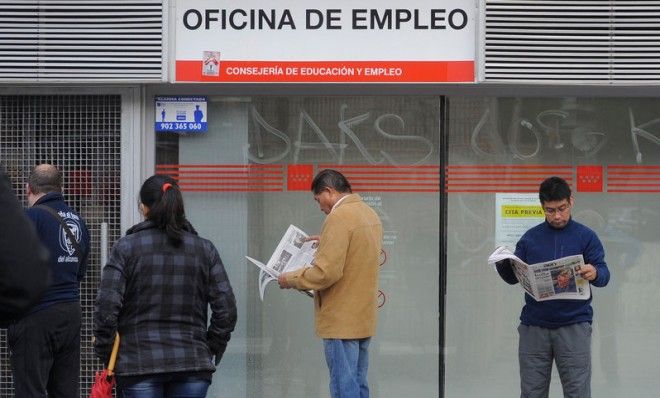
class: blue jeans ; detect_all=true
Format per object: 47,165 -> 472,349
323,338 -> 371,398
118,377 -> 210,398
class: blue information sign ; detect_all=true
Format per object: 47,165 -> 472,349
155,96 -> 208,133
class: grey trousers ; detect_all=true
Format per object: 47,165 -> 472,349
518,322 -> 592,398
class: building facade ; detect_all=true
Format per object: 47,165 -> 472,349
0,1 -> 658,397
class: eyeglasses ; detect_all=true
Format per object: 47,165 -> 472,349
543,203 -> 569,215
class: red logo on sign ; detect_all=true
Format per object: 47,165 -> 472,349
287,165 -> 314,191
577,165 -> 603,192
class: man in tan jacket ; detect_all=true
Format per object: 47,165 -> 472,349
279,169 -> 383,398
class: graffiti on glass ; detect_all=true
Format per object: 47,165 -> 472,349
248,104 -> 433,165
470,99 -> 607,160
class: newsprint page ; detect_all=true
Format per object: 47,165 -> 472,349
246,225 -> 317,300
488,246 -> 590,301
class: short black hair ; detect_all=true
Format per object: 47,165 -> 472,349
539,176 -> 571,204
311,169 -> 352,195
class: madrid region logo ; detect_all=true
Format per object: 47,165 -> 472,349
59,219 -> 82,256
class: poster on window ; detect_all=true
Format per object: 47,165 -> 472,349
174,0 -> 475,83
495,193 -> 544,250
155,96 -> 208,133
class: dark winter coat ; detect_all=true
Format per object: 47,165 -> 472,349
0,171 -> 49,326
93,220 -> 237,376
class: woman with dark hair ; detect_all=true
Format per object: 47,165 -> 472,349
93,174 -> 237,398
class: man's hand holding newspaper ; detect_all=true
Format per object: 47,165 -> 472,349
246,225 -> 317,300
488,246 -> 591,301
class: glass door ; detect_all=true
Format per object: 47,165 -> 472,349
155,95 -> 442,398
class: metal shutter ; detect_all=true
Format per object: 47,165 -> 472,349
0,0 -> 164,82
482,0 -> 660,83
0,94 -> 123,396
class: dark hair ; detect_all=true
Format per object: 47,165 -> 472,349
140,174 -> 188,246
28,164 -> 62,194
310,169 -> 352,195
539,176 -> 571,204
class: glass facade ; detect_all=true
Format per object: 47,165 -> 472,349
153,94 -> 660,397
445,97 -> 660,397
155,96 -> 442,397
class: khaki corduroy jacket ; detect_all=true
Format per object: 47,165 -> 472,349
284,194 -> 383,338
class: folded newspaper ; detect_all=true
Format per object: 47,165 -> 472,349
246,225 -> 317,301
488,246 -> 590,301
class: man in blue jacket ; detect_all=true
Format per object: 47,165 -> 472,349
8,164 -> 90,398
496,176 -> 610,398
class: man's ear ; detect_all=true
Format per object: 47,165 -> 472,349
326,186 -> 338,196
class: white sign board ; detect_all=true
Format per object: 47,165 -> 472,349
174,0 -> 475,83
495,193 -> 545,250
155,96 -> 208,133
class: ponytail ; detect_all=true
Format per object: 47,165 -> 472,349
139,175 -> 187,246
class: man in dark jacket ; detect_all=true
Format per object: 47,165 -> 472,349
9,164 -> 90,398
496,176 -> 609,398
0,169 -> 49,326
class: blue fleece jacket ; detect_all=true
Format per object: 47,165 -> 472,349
25,192 -> 90,312
497,218 -> 609,328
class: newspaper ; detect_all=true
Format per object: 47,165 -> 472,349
246,225 -> 317,300
488,246 -> 590,301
